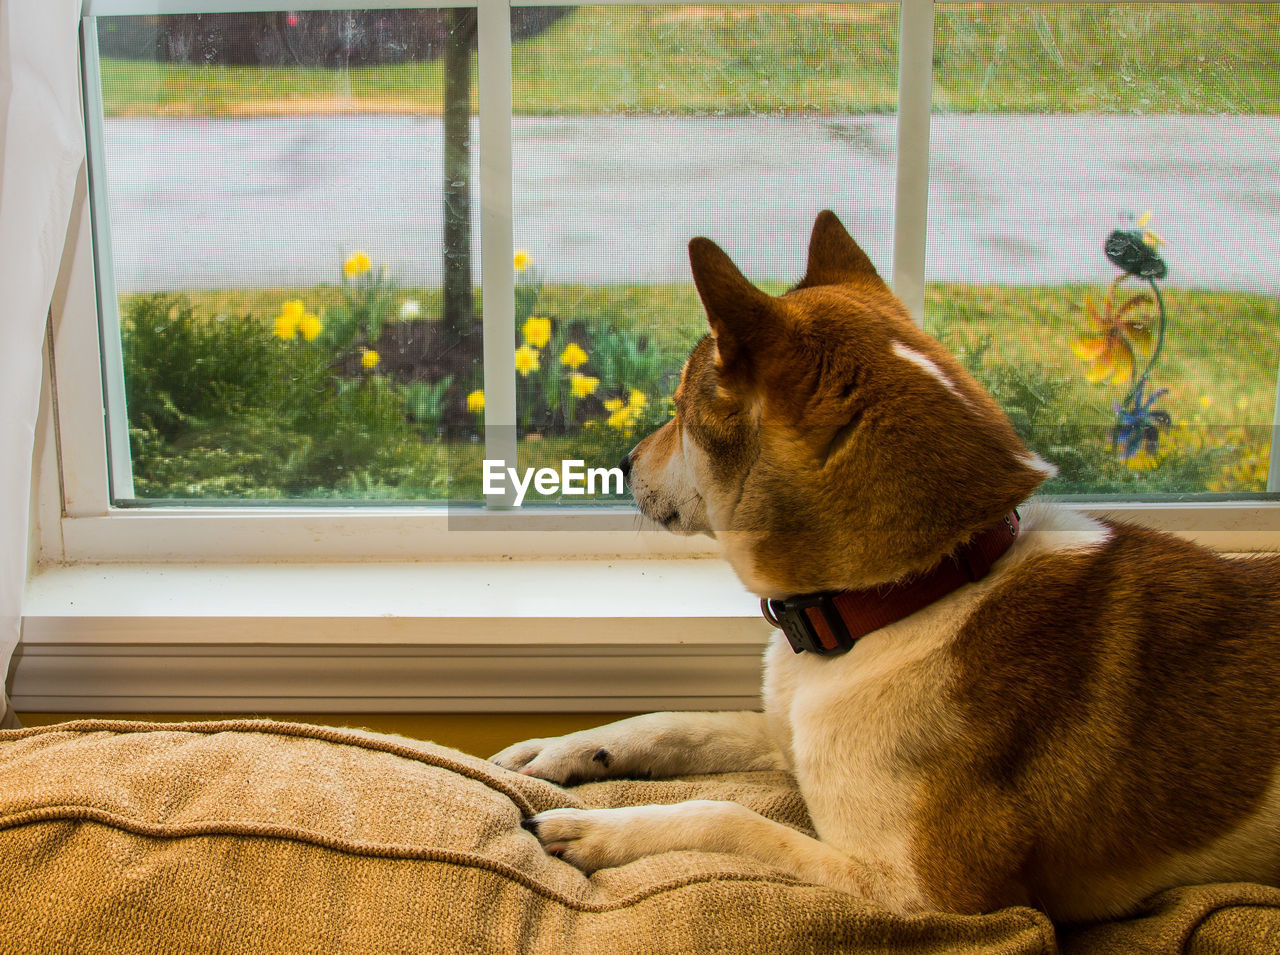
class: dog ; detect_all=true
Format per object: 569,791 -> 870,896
491,211 -> 1280,921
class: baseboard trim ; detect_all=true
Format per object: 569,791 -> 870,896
9,641 -> 766,713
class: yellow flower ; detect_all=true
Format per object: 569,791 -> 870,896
513,250 -> 531,272
361,349 -> 380,370
344,250 -> 372,279
1126,448 -> 1163,471
515,344 -> 540,377
522,316 -> 552,349
466,389 -> 485,413
560,342 -> 589,370
273,299 -> 305,339
298,312 -> 323,342
569,374 -> 599,399
273,314 -> 297,340
607,407 -> 634,432
604,391 -> 648,433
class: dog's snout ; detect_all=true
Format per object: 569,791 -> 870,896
619,453 -> 633,485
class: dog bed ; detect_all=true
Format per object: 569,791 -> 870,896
0,720 -> 1276,953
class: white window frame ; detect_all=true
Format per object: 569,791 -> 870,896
20,0 -> 1280,714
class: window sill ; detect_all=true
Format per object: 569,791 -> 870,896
20,499 -> 1280,713
16,557 -> 773,714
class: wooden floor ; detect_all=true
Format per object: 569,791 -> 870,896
14,712 -> 634,759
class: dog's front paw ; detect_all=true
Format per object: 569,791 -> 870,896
490,733 -> 626,786
521,807 -> 654,873
521,801 -> 747,873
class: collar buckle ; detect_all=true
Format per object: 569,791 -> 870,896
762,594 -> 856,656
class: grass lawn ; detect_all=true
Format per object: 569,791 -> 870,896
120,280 -> 1278,502
99,4 -> 1280,117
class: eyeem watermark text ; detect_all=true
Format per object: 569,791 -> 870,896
483,460 -> 625,506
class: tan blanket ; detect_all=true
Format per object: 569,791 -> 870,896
0,720 -> 1275,954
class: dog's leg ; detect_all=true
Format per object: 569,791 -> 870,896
490,711 -> 786,784
521,800 -> 922,909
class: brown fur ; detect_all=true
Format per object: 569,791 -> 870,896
917,524 -> 1280,916
638,210 -> 1045,590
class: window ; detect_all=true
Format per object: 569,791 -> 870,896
56,0 -> 1280,562
82,2 -> 905,511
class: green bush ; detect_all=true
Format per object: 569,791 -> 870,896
122,293 -> 446,499
946,333 -> 1225,496
123,294 -> 288,442
122,280 -> 1276,501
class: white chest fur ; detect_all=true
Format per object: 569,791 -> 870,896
759,505 -> 1111,897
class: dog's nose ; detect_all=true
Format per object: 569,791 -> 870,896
619,453 -> 632,485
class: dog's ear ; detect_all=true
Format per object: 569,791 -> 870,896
796,210 -> 881,289
688,236 -> 784,384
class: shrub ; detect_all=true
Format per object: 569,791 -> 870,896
121,292 -> 445,499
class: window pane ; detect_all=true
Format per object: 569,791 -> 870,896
91,9 -> 485,502
508,4 -> 900,505
927,3 -> 1280,497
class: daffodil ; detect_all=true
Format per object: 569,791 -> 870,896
607,406 -> 635,431
1071,277 -> 1154,384
467,389 -> 485,413
273,299 -> 306,339
515,344 -> 540,377
298,312 -> 323,342
273,314 -> 297,340
513,250 -> 531,272
604,391 -> 647,433
1125,448 -> 1163,471
560,342 -> 588,370
522,316 -> 552,349
344,250 -> 372,279
400,299 -> 422,320
361,348 -> 380,370
569,374 -> 599,399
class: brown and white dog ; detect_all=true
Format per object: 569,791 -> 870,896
492,211 -> 1280,922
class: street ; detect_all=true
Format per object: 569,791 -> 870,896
101,112 -> 1280,292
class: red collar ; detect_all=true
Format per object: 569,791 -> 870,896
761,510 -> 1021,655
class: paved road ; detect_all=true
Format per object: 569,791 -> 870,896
101,113 -> 1280,292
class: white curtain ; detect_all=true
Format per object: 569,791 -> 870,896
0,1 -> 85,726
